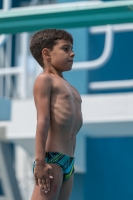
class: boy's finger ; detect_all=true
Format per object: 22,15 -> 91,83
35,179 -> 38,185
41,179 -> 46,192
48,168 -> 53,179
38,178 -> 43,189
42,179 -> 48,193
45,177 -> 50,191
41,179 -> 46,188
34,175 -> 38,185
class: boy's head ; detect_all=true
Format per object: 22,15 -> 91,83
30,29 -> 73,69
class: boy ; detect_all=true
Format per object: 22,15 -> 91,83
30,29 -> 83,200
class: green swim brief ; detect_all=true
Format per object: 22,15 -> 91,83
33,152 -> 75,182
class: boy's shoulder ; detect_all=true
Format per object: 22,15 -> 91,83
36,72 -> 53,81
34,73 -> 65,91
34,73 -> 54,85
33,73 -> 54,93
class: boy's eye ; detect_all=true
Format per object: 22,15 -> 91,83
63,47 -> 69,51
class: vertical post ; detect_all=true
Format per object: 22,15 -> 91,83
5,36 -> 12,98
19,33 -> 29,99
0,48 -> 4,97
2,0 -> 12,98
0,142 -> 22,200
3,0 -> 12,10
0,141 -> 13,200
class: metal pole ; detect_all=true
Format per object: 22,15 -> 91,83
5,36 -> 12,98
19,33 -> 29,98
3,0 -> 12,10
0,48 -> 4,97
0,143 -> 15,200
1,0 -> 12,98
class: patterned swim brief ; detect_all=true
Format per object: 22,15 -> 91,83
33,152 -> 75,182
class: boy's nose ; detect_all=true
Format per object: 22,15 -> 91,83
71,52 -> 75,58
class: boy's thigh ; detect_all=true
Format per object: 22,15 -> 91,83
31,164 -> 63,200
58,174 -> 74,200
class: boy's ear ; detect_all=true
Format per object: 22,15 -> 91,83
42,48 -> 51,60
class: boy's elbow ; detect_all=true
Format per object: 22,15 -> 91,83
37,118 -> 50,126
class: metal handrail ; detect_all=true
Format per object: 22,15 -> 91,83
90,23 -> 133,33
88,23 -> 133,91
0,67 -> 23,75
73,25 -> 114,70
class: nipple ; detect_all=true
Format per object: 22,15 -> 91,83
66,94 -> 69,97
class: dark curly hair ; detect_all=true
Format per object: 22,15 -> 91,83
30,29 -> 73,68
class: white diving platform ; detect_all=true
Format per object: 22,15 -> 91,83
0,92 -> 132,145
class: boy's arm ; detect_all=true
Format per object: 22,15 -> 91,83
33,74 -> 53,192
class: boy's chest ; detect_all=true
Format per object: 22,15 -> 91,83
53,79 -> 81,104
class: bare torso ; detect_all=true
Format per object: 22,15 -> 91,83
45,75 -> 83,156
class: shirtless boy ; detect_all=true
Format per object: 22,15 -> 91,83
30,29 -> 83,200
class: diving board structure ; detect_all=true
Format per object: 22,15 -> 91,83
0,1 -> 133,34
5,93 -> 133,146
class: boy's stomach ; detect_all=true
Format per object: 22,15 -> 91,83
45,134 -> 76,157
45,112 -> 82,157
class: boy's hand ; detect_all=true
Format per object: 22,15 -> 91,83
34,162 -> 53,193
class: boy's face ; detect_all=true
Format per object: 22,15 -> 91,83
49,39 -> 75,72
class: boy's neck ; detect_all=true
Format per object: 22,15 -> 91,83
43,66 -> 63,78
